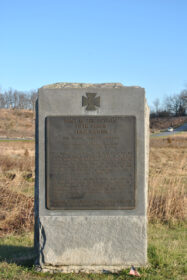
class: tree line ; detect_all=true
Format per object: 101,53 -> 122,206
0,87 -> 187,117
0,89 -> 38,111
151,89 -> 187,118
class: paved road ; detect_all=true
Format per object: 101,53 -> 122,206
151,123 -> 187,137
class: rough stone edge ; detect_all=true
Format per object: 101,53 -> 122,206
41,82 -> 143,89
145,98 -> 150,207
36,264 -> 145,273
34,98 -> 39,263
144,96 -> 150,265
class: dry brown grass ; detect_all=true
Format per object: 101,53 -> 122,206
148,134 -> 187,223
1,108 -> 187,137
0,141 -> 35,236
0,109 -> 34,138
0,185 -> 34,236
0,141 -> 34,176
148,180 -> 186,223
150,134 -> 187,148
0,132 -> 186,235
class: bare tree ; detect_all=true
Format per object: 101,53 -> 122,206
13,90 -> 20,108
164,92 -> 186,116
0,94 -> 5,108
180,90 -> 187,112
153,98 -> 160,115
3,89 -> 14,108
30,90 -> 38,111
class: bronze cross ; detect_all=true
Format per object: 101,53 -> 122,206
82,93 -> 100,111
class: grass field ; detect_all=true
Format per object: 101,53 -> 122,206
0,109 -> 34,138
0,223 -> 186,280
148,135 -> 187,223
0,132 -> 186,279
1,108 -> 187,138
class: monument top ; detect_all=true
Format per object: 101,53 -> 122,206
41,82 -> 143,89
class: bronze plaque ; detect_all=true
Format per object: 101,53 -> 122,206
46,116 -> 136,210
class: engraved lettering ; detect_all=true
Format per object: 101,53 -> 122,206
46,116 -> 136,210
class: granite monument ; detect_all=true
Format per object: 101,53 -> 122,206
35,83 -> 149,273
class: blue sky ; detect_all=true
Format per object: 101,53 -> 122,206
0,0 -> 187,107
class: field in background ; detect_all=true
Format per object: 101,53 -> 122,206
0,109 -> 34,138
148,135 -> 187,223
150,116 -> 187,133
0,134 -> 186,235
1,109 -> 187,138
0,140 -> 34,235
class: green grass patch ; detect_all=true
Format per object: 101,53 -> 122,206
0,233 -> 34,264
0,223 -> 186,280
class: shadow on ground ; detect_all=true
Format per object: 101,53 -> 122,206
0,244 -> 36,267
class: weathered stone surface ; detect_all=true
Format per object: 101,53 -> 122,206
35,82 -> 149,272
39,216 -> 146,265
42,82 -> 126,89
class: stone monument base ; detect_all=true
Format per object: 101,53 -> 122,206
38,264 -> 140,274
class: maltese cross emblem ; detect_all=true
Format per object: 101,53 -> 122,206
82,93 -> 100,111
